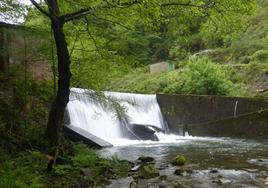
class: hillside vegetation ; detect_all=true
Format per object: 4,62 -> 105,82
107,2 -> 268,97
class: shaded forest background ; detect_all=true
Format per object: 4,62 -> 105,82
14,0 -> 267,97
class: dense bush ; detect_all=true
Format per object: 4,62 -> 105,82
180,57 -> 234,95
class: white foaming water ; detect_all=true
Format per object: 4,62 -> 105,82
67,88 -> 124,143
105,91 -> 166,130
67,88 -> 169,145
102,133 -> 226,147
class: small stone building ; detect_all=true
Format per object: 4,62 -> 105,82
0,22 -> 52,80
149,61 -> 175,74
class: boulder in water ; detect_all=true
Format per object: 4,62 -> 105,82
174,169 -> 185,176
138,156 -> 155,163
138,164 -> 159,179
128,124 -> 164,141
213,178 -> 232,185
172,155 -> 187,166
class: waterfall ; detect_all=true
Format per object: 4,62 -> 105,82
66,88 -> 168,145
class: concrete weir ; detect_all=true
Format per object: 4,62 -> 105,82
63,125 -> 113,148
63,91 -> 268,147
156,94 -> 268,138
187,109 -> 268,138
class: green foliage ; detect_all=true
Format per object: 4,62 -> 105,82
53,164 -> 73,177
0,67 -> 53,153
225,3 -> 268,64
23,0 -> 256,91
108,58 -> 244,96
138,164 -> 159,179
0,0 -> 26,23
250,50 -> 268,62
0,162 -> 43,188
72,143 -> 100,167
0,151 -> 45,188
180,57 -> 234,95
200,4 -> 255,48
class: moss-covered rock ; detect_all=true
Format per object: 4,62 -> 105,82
138,164 -> 159,179
174,168 -> 185,176
138,156 -> 155,163
172,155 -> 187,166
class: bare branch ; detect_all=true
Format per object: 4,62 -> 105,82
119,0 -> 143,8
84,17 -> 104,58
161,1 -> 205,9
69,32 -> 80,58
61,8 -> 94,23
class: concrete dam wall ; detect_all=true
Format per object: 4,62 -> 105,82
157,94 -> 268,138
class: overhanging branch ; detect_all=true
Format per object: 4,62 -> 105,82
29,0 -> 55,20
61,8 -> 94,23
161,1 -> 205,9
61,0 -> 144,23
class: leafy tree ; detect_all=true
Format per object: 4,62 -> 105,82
0,0 -> 26,23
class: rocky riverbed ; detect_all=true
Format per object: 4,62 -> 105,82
101,137 -> 268,188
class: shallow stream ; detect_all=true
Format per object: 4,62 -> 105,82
100,136 -> 268,188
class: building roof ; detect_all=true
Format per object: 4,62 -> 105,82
0,22 -> 23,29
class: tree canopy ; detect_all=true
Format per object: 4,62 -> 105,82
22,0 -> 256,90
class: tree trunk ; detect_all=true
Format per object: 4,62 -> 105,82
45,0 -> 71,143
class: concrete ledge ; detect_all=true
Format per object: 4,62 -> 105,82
157,94 -> 268,135
63,125 -> 113,148
188,109 -> 268,139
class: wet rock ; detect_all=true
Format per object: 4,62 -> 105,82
244,169 -> 258,173
174,169 -> 185,176
109,177 -> 133,188
158,183 -> 169,188
209,169 -> 218,173
184,168 -> 193,174
213,178 -> 232,184
138,156 -> 155,163
172,156 -> 187,166
159,175 -> 167,181
138,164 -> 159,179
131,164 -> 142,172
129,180 -> 137,188
265,177 -> 268,185
158,164 -> 169,170
135,178 -> 149,187
171,180 -> 188,188
147,183 -> 159,188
